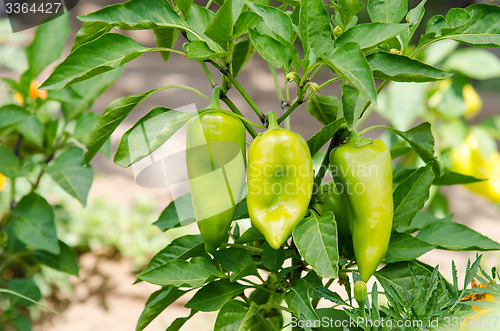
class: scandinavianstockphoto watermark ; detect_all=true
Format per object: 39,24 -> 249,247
291,315 -> 500,329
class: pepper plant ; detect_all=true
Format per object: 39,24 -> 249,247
40,0 -> 500,330
0,15 -> 120,329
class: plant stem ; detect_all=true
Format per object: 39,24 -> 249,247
201,61 -> 217,87
277,98 -> 301,124
208,60 -> 264,120
306,76 -> 342,101
220,243 -> 263,254
266,112 -> 279,130
269,64 -> 284,102
220,96 -> 259,138
358,80 -> 388,120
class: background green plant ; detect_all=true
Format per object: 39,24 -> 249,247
34,0 -> 500,330
0,14 -> 121,329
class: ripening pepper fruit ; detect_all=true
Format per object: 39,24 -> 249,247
13,80 -> 47,104
329,132 -> 393,282
451,134 -> 500,203
186,87 -> 246,252
247,112 -> 313,249
463,84 -> 482,120
0,173 -> 5,192
311,182 -> 351,236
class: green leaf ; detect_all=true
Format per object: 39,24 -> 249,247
9,314 -> 32,331
140,235 -> 205,275
165,310 -> 197,331
299,0 -> 333,57
12,194 -> 59,254
137,256 -> 224,287
315,287 -> 348,306
396,211 -> 452,233
16,115 -> 44,148
0,146 -> 24,178
375,260 -> 433,293
384,233 -> 435,263
306,95 -> 339,125
444,48 -> 500,80
248,28 -> 291,69
233,11 -> 263,38
231,37 -> 254,77
283,280 -> 319,322
114,107 -> 196,167
262,244 -> 286,272
247,2 -> 294,42
213,248 -> 258,282
205,0 -> 245,47
45,147 -> 93,206
7,278 -> 42,307
322,42 -> 377,104
379,123 -> 439,174
79,0 -> 186,30
41,33 -> 153,90
234,226 -> 264,244
55,67 -> 124,121
25,14 -> 70,80
335,23 -> 410,50
72,21 -> 111,51
331,0 -> 364,31
0,105 -> 31,130
400,0 -> 427,49
185,280 -> 246,311
214,300 -> 259,331
375,82 -> 428,131
293,212 -> 339,279
450,4 -> 500,47
417,222 -> 500,251
85,87 -> 168,164
367,52 -> 452,82
392,164 -> 435,230
154,27 -> 179,62
153,193 -> 195,232
187,40 -> 225,60
136,286 -> 186,331
340,84 -> 365,130
306,119 -> 344,157
367,0 -> 407,23
74,113 -> 111,157
433,170 -> 484,186
177,0 -> 194,18
32,240 -> 79,276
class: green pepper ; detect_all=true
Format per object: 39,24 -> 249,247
310,182 -> 351,236
329,132 -> 393,282
247,112 -> 313,249
186,88 -> 246,252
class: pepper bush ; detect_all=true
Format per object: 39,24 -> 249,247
35,0 -> 500,330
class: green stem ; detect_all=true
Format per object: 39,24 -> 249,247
201,61 -> 217,87
208,60 -> 264,120
408,37 -> 447,59
306,76 -> 342,101
308,64 -> 324,81
269,64 -> 284,102
277,98 -> 301,124
266,112 -> 279,130
220,243 -> 263,254
209,86 -> 221,108
358,125 -> 387,136
358,80 -> 388,120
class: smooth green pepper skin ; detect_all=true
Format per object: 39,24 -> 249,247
247,114 -> 313,249
186,111 -> 246,252
329,135 -> 393,282
311,182 -> 351,236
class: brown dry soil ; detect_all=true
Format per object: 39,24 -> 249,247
1,1 -> 498,330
